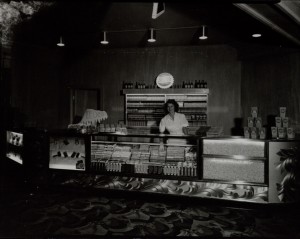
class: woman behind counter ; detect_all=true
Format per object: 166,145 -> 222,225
159,99 -> 189,138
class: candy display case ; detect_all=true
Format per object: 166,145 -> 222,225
90,133 -> 199,180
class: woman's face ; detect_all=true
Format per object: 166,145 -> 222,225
167,103 -> 175,114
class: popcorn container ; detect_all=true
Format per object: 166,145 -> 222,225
275,117 -> 282,127
271,127 -> 278,139
279,107 -> 286,118
278,127 -> 286,139
251,107 -> 258,118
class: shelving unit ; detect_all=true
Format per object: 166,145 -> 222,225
123,89 -> 209,127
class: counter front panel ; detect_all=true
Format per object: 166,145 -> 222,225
10,129 -> 299,204
203,156 -> 265,183
203,138 -> 265,158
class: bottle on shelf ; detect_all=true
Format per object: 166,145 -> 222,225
200,80 -> 204,88
204,80 -> 207,88
182,81 -> 186,88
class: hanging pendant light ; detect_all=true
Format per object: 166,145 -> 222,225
100,31 -> 109,45
147,28 -> 156,43
199,25 -> 208,40
57,36 -> 65,47
252,33 -> 262,38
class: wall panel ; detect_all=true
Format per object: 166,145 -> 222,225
241,51 -> 300,132
11,45 -> 241,135
65,45 -> 241,135
10,45 -> 65,129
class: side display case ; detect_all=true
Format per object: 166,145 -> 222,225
48,132 -> 90,171
268,140 -> 300,203
6,130 -> 25,165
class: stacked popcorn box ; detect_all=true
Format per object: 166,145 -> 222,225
244,107 -> 266,139
271,107 -> 295,140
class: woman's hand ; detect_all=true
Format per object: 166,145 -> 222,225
159,142 -> 165,151
182,127 -> 188,135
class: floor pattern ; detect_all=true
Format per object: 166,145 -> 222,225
0,189 -> 299,238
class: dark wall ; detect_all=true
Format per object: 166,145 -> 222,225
10,45 -> 66,129
64,45 -> 241,135
11,43 -> 300,135
241,50 -> 300,131
10,44 -> 241,134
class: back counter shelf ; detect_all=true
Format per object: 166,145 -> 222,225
123,88 -> 209,127
44,131 -> 300,204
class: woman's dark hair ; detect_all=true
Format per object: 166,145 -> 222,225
164,99 -> 179,113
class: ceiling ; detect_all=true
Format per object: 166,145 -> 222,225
12,0 -> 300,51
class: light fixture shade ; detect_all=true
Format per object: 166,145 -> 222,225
252,33 -> 262,38
148,28 -> 156,43
57,36 -> 65,47
199,25 -> 208,40
100,31 -> 109,45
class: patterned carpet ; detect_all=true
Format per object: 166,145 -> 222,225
0,189 -> 300,238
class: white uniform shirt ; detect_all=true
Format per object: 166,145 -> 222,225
159,112 -> 189,135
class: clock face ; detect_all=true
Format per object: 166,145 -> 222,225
156,73 -> 174,89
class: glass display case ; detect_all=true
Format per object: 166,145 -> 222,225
48,132 -> 90,171
3,129 -> 28,190
6,130 -> 24,165
201,137 -> 267,184
8,128 -> 298,204
90,133 -> 199,180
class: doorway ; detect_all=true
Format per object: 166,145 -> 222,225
69,88 -> 101,124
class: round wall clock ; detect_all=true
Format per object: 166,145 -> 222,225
156,73 -> 174,89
